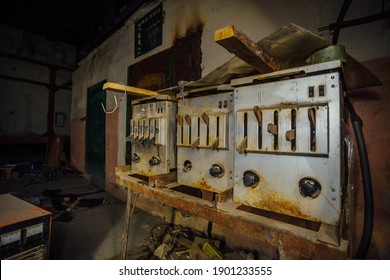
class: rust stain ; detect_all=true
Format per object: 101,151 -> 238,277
241,188 -> 309,221
281,232 -> 347,259
0,208 -> 50,228
237,173 -> 313,220
137,169 -> 148,176
196,177 -> 214,191
190,177 -> 221,193
32,207 -> 45,212
114,171 -> 348,259
133,167 -> 157,177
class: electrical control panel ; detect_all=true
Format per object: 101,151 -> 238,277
129,95 -> 177,176
233,61 -> 348,225
177,91 -> 234,193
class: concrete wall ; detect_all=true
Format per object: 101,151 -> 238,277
0,24 -> 76,67
0,23 -> 75,136
349,57 -> 390,259
71,0 -> 389,258
73,0 -> 387,174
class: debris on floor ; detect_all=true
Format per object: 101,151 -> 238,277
14,187 -> 108,223
0,160 -> 82,186
127,223 -> 255,260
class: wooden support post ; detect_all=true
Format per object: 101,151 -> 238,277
121,189 -> 132,260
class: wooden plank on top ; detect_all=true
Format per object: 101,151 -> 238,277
103,82 -> 158,97
215,25 -> 275,73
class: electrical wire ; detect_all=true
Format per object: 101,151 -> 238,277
122,191 -> 140,260
332,0 -> 374,259
345,97 -> 374,259
332,0 -> 353,44
101,82 -> 126,114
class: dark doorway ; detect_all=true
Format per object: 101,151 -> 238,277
86,80 -> 106,178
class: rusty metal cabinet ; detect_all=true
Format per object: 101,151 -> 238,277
0,194 -> 51,259
233,61 -> 350,225
177,91 -> 234,193
129,95 -> 177,176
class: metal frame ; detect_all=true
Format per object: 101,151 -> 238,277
116,166 -> 349,259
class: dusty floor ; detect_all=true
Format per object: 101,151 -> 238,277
0,172 -> 163,260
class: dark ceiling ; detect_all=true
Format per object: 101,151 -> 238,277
0,0 -> 148,55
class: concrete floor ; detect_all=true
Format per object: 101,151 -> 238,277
0,172 -> 163,260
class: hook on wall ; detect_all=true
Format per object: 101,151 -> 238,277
101,82 -> 126,114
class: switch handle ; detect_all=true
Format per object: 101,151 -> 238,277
253,106 -> 262,124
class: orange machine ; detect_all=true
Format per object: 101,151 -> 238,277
0,194 -> 52,259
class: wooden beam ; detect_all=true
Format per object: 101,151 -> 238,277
0,51 -> 75,71
215,25 -> 275,73
103,82 -> 158,97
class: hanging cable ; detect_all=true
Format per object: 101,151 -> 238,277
178,80 -> 186,99
332,0 -> 353,44
101,82 -> 126,114
101,95 -> 118,114
331,0 -> 374,259
345,97 -> 374,259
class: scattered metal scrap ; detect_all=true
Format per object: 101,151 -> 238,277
126,223 -> 255,260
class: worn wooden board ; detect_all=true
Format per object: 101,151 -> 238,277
257,23 -> 382,90
215,25 -> 274,73
103,82 -> 158,97
203,23 -> 381,90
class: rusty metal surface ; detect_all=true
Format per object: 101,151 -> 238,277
233,62 -> 348,225
177,92 -> 234,193
0,194 -> 51,228
115,169 -> 349,259
129,96 -> 177,176
215,25 -> 274,73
